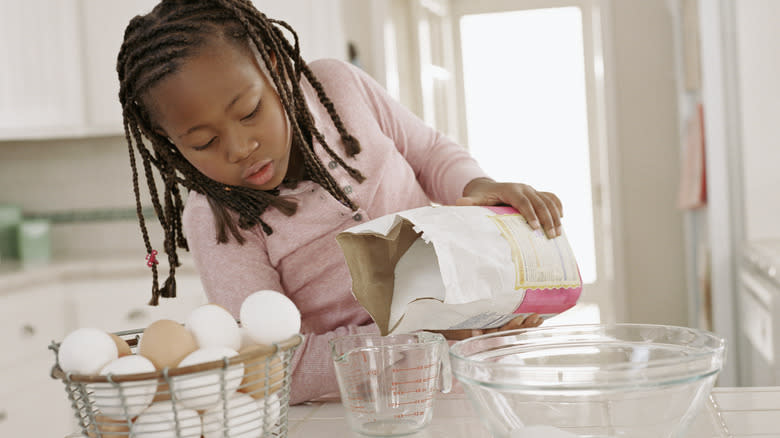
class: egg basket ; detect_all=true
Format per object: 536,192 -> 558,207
49,328 -> 303,438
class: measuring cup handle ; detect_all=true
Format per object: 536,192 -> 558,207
438,340 -> 453,393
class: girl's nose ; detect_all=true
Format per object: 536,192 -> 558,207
227,136 -> 259,163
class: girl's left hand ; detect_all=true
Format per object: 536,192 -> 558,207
457,177 -> 563,239
433,313 -> 544,341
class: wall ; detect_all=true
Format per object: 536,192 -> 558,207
735,0 -> 780,241
253,0 -> 347,62
0,136 -> 164,259
340,0 -> 381,80
611,0 -> 688,325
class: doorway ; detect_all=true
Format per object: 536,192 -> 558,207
402,0 -> 620,324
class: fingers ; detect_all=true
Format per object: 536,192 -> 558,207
519,314 -> 544,328
431,328 -> 484,341
458,180 -> 565,239
500,314 -> 543,331
538,192 -> 562,236
507,194 -> 541,230
540,191 -> 564,217
432,315 -> 544,341
503,185 -> 561,238
525,190 -> 558,238
454,196 -> 477,206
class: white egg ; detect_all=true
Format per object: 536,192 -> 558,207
256,391 -> 282,431
131,401 -> 202,438
240,290 -> 301,345
202,392 -> 263,438
58,328 -> 118,375
186,304 -> 241,350
92,355 -> 157,419
172,347 -> 244,411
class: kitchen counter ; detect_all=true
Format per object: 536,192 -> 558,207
63,386 -> 780,437
0,254 -> 197,296
283,387 -> 780,437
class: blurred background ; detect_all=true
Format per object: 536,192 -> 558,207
0,1 -> 778,435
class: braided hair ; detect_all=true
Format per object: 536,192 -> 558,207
117,0 -> 365,305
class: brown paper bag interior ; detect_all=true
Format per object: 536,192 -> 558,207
336,219 -> 421,335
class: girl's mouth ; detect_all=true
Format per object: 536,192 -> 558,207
244,161 -> 274,186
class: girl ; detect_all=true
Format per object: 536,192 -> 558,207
117,0 -> 564,404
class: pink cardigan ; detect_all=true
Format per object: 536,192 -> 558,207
182,59 -> 488,404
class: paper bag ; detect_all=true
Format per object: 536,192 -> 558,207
336,206 -> 582,335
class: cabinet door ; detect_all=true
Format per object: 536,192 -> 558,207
70,274 -> 208,334
0,357 -> 75,438
0,0 -> 84,138
79,0 -> 159,135
0,285 -> 66,369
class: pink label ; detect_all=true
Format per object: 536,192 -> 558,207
484,206 -> 519,215
513,286 -> 582,315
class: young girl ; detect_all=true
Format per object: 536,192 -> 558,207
117,0 -> 563,404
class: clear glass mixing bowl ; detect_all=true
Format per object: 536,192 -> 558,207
449,324 -> 726,438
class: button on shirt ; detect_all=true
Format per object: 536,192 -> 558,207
182,59 -> 488,404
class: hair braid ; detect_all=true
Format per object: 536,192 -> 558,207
117,0 -> 365,304
265,22 -> 365,182
123,120 -> 161,304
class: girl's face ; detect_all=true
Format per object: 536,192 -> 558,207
145,37 -> 293,191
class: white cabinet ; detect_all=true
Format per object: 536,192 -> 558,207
0,0 -> 157,139
0,270 -> 206,437
70,274 -> 208,333
0,284 -> 66,368
79,0 -> 159,134
252,0 -> 346,62
0,285 -> 71,438
0,358 -> 75,438
0,1 -> 84,138
0,0 -> 346,140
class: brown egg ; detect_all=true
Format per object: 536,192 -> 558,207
151,381 -> 172,403
109,333 -> 133,357
86,414 -> 131,438
138,319 -> 198,370
238,345 -> 285,399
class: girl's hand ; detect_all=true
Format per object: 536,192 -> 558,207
432,314 -> 544,341
457,177 -> 563,239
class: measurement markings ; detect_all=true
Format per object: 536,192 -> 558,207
392,396 -> 434,406
392,363 -> 436,372
391,376 -> 436,386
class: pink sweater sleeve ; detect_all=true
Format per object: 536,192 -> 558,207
318,59 -> 490,204
288,322 -> 380,404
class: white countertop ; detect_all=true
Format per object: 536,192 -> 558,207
64,387 -> 780,438
281,387 -> 780,438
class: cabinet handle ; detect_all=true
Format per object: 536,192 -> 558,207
21,324 -> 36,337
126,309 -> 148,321
0,410 -> 6,422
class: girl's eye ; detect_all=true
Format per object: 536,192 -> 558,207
193,137 -> 216,151
241,100 -> 262,121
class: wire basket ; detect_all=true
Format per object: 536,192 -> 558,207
49,328 -> 303,438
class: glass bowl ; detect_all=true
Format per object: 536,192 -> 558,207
449,324 -> 726,438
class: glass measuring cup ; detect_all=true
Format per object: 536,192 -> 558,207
330,332 -> 452,436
